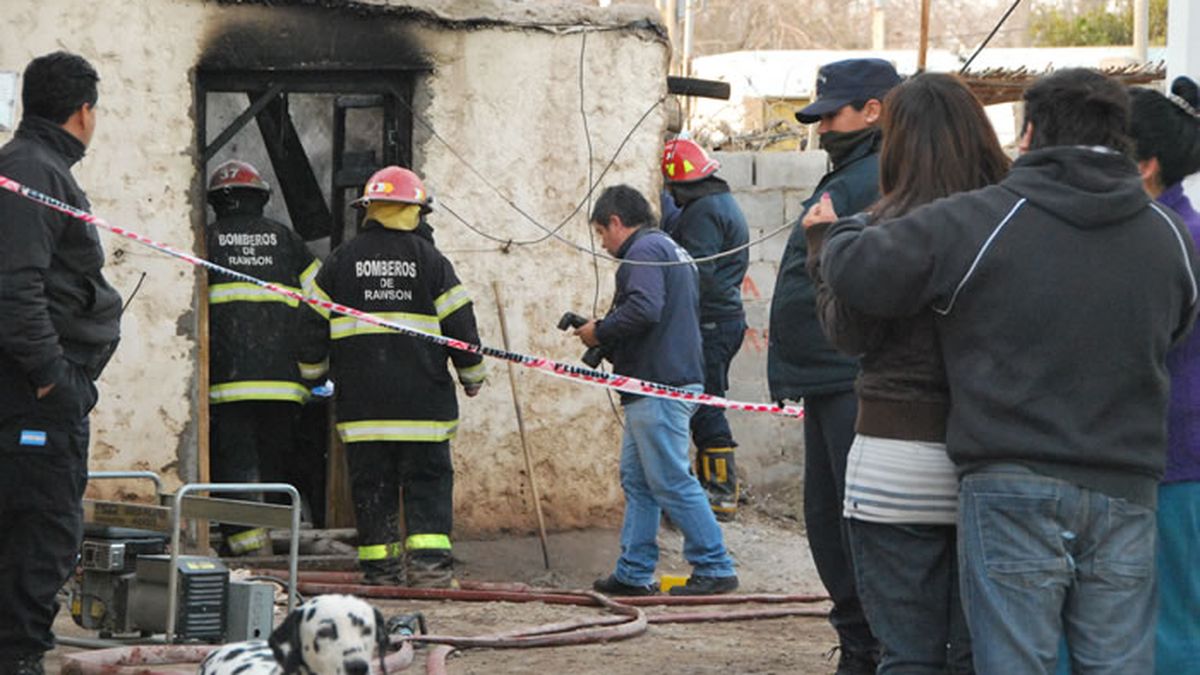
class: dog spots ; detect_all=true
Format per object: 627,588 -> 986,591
306,606 -> 318,621
349,613 -> 366,628
230,664 -> 254,675
222,647 -> 246,661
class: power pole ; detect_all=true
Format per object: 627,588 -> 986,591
872,0 -> 886,50
1133,0 -> 1149,63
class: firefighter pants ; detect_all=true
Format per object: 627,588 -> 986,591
347,441 -> 454,569
209,400 -> 300,554
0,361 -> 95,660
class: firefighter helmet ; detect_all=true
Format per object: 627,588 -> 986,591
207,160 -> 270,194
351,166 -> 431,210
661,138 -> 720,183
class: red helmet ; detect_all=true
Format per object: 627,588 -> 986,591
207,160 -> 270,193
351,166 -> 431,210
661,138 -> 720,183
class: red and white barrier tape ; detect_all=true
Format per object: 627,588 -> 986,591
0,174 -> 803,418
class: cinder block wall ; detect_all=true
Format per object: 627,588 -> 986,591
710,150 -> 831,495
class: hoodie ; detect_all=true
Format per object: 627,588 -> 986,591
820,146 -> 1199,507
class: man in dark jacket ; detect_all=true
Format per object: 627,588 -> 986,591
576,185 -> 738,597
767,57 -> 898,673
0,52 -> 122,675
820,68 -> 1199,674
205,159 -> 326,555
311,166 -> 485,588
661,138 -> 749,521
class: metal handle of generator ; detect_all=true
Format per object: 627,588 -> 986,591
165,482 -> 301,642
87,470 -> 164,496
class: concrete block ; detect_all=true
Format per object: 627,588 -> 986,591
757,218 -> 794,266
783,188 -> 812,224
732,189 -> 785,232
712,151 -> 755,189
754,152 -> 803,188
741,261 -> 778,304
754,150 -> 830,188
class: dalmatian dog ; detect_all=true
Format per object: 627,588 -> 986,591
198,594 -> 388,675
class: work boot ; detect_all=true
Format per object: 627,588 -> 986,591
406,551 -> 456,589
360,558 -> 406,586
667,574 -> 739,596
592,574 -> 657,597
0,654 -> 44,675
697,447 -> 739,522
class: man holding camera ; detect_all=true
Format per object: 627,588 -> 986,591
575,185 -> 738,596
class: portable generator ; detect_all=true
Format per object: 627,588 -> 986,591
68,524 -> 273,642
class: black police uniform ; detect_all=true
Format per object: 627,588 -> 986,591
0,116 -> 121,666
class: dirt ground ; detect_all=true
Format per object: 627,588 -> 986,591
47,486 -> 841,674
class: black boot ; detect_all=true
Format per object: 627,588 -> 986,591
697,447 -> 739,521
592,574 -> 658,596
406,551 -> 456,589
667,574 -> 739,596
360,558 -> 405,586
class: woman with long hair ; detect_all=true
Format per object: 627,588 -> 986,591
802,72 -> 1010,674
1130,76 -> 1200,675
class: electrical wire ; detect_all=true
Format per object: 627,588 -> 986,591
959,0 -> 1024,75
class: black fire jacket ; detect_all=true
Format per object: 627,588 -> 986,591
207,213 -> 324,405
311,223 -> 485,443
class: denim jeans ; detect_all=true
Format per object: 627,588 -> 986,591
614,385 -> 735,585
848,519 -> 973,674
958,464 -> 1156,675
690,318 -> 746,450
804,390 -> 877,653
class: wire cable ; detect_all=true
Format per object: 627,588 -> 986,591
959,0 -> 1024,74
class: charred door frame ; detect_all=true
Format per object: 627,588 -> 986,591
196,67 -> 420,242
193,67 -> 421,526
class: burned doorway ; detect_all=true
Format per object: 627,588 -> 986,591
196,67 -> 420,529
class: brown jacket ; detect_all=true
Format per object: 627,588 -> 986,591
805,216 -> 948,442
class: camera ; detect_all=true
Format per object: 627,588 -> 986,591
557,311 -> 613,368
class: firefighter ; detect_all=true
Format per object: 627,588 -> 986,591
205,159 -> 326,556
661,138 -> 749,521
310,166 -> 485,587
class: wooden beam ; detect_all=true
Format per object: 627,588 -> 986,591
918,0 -> 931,72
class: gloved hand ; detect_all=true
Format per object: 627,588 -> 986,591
464,382 -> 482,397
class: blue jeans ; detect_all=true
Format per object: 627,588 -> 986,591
849,519 -> 973,674
958,465 -> 1156,675
614,386 -> 735,585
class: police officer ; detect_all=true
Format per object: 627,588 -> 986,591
0,52 -> 122,675
205,159 -> 325,556
311,166 -> 485,587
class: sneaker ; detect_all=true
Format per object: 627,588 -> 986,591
667,574 -> 739,596
592,574 -> 658,596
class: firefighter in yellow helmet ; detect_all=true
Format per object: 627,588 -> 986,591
205,159 -> 327,556
309,166 -> 485,587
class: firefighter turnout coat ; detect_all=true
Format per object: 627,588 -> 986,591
312,223 -> 485,443
207,214 -> 325,404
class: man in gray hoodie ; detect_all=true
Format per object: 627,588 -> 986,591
819,68 -> 1198,673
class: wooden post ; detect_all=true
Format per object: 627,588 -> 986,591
918,0 -> 931,72
492,281 -> 551,569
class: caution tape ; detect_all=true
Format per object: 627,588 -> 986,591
0,174 -> 803,418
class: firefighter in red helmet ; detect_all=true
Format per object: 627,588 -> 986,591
661,137 -> 749,521
205,159 -> 326,556
308,166 -> 485,587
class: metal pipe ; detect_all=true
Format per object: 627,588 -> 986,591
87,470 -> 163,497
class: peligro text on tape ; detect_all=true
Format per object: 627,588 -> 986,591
0,174 -> 803,418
